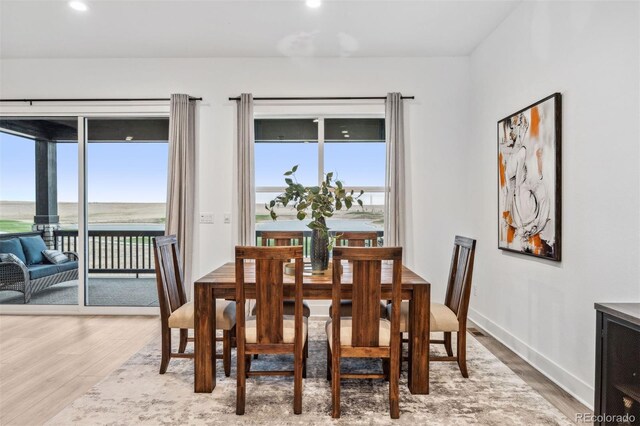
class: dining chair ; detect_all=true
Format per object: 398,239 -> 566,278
328,231 -> 386,318
235,245 -> 307,415
256,231 -> 311,318
326,246 -> 403,419
387,235 -> 476,377
153,235 -> 236,376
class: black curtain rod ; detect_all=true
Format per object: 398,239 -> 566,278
0,97 -> 203,104
228,96 -> 415,101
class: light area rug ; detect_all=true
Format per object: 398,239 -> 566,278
47,321 -> 573,425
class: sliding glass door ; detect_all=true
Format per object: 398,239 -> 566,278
85,118 -> 168,307
0,117 -> 79,306
0,111 -> 168,312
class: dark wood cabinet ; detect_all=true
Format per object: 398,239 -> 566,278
595,303 -> 640,425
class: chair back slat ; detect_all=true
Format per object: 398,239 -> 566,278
351,259 -> 382,346
255,258 -> 285,343
260,231 -> 304,247
332,247 -> 402,349
445,236 -> 477,318
153,235 -> 187,321
236,246 -> 304,345
336,231 -> 378,247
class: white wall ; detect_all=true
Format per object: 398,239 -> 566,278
468,1 -> 640,407
0,56 -> 472,308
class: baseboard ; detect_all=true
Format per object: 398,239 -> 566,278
469,308 -> 594,410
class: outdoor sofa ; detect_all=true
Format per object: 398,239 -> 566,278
0,232 -> 78,303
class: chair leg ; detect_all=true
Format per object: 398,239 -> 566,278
236,348 -> 246,415
444,332 -> 454,357
24,287 -> 31,304
326,340 -> 331,381
230,325 -> 237,348
457,330 -> 468,378
253,354 -> 258,359
382,358 -> 390,381
223,329 -> 231,377
302,338 -> 308,379
159,326 -> 171,374
398,334 -> 404,378
178,329 -> 188,353
294,339 -> 303,415
331,348 -> 340,418
245,355 -> 252,376
389,350 -> 400,419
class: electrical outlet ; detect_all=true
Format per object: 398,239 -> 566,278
473,286 -> 479,297
200,213 -> 214,224
224,213 -> 231,224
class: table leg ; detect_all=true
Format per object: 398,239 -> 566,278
194,285 -> 216,393
408,285 -> 430,394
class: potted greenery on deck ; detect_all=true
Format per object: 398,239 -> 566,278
266,165 -> 364,272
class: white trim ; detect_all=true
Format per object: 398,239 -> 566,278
469,308 -> 594,409
78,116 -> 87,307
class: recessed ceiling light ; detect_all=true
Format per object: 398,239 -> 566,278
344,134 -> 350,138
306,0 -> 321,8
69,1 -> 88,12
125,136 -> 133,141
341,130 -> 348,134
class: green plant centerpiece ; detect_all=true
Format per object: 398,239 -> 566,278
267,165 -> 364,272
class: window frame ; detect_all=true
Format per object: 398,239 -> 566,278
254,114 -> 386,197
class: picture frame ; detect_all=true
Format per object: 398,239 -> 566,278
497,93 -> 562,261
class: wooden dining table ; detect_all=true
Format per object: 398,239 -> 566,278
193,261 -> 431,395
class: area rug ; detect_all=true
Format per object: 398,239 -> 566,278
47,321 -> 573,425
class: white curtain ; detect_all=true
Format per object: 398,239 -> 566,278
384,92 -> 406,248
237,93 -> 255,246
166,94 -> 196,296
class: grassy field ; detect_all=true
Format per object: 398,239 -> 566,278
0,220 -> 32,233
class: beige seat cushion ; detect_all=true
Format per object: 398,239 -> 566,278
245,315 -> 308,344
328,300 -> 388,318
325,318 -> 391,349
386,301 -> 459,333
168,300 -> 236,330
251,300 -> 311,318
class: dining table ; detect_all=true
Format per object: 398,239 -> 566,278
193,261 -> 431,395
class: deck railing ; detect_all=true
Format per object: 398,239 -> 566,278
54,229 -> 164,274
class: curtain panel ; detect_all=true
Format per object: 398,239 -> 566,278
166,94 -> 196,297
237,93 -> 255,246
384,92 -> 406,248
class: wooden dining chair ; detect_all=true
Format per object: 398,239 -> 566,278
326,247 -> 403,419
329,231 -> 386,318
153,235 -> 236,376
387,235 -> 476,377
256,231 -> 311,318
235,246 -> 307,415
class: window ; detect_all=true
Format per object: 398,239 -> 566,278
255,117 -> 385,237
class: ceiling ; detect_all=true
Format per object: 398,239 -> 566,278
0,0 -> 520,59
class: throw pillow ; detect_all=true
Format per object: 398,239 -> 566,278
19,236 -> 49,265
0,252 -> 23,264
0,238 -> 28,264
42,249 -> 70,264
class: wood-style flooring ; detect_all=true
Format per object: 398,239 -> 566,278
0,315 -> 590,425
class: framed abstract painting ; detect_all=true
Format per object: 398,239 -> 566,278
498,93 -> 561,261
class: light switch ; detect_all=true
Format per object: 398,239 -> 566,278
200,213 -> 214,224
224,213 -> 231,224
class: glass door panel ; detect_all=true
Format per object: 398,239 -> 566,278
0,117 -> 79,305
85,118 -> 168,307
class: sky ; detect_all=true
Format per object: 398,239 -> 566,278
0,132 -> 168,203
1,133 -> 384,204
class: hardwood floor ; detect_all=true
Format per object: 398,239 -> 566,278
0,315 -> 158,426
468,321 -> 591,424
0,315 -> 589,425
